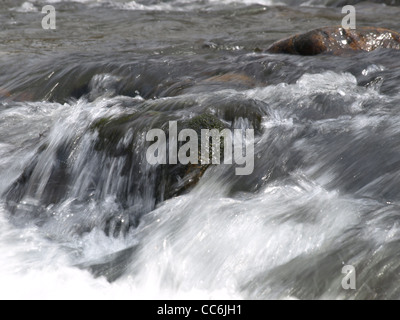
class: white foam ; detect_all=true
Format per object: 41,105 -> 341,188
28,0 -> 281,12
10,2 -> 39,13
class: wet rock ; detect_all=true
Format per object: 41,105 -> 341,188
160,73 -> 258,97
267,26 -> 400,56
93,112 -> 228,201
4,110 -> 228,225
0,88 -> 11,98
77,245 -> 139,282
204,73 -> 256,87
3,89 -> 265,236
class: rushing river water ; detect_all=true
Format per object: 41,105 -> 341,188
1,0 -> 400,300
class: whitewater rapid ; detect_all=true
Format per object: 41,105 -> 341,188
1,0 -> 400,299
1,67 -> 400,299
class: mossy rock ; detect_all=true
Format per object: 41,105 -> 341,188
185,113 -> 226,133
90,110 -> 228,201
167,113 -> 228,198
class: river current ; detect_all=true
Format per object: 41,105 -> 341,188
1,0 -> 400,299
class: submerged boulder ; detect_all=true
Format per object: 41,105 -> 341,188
93,112 -> 228,201
3,109 -> 229,235
4,89 -> 265,237
267,26 -> 400,56
0,88 -> 11,98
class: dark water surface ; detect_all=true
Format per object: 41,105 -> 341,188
1,0 -> 400,299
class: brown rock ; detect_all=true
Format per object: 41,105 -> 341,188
267,26 -> 400,56
204,73 -> 256,86
0,88 -> 11,98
